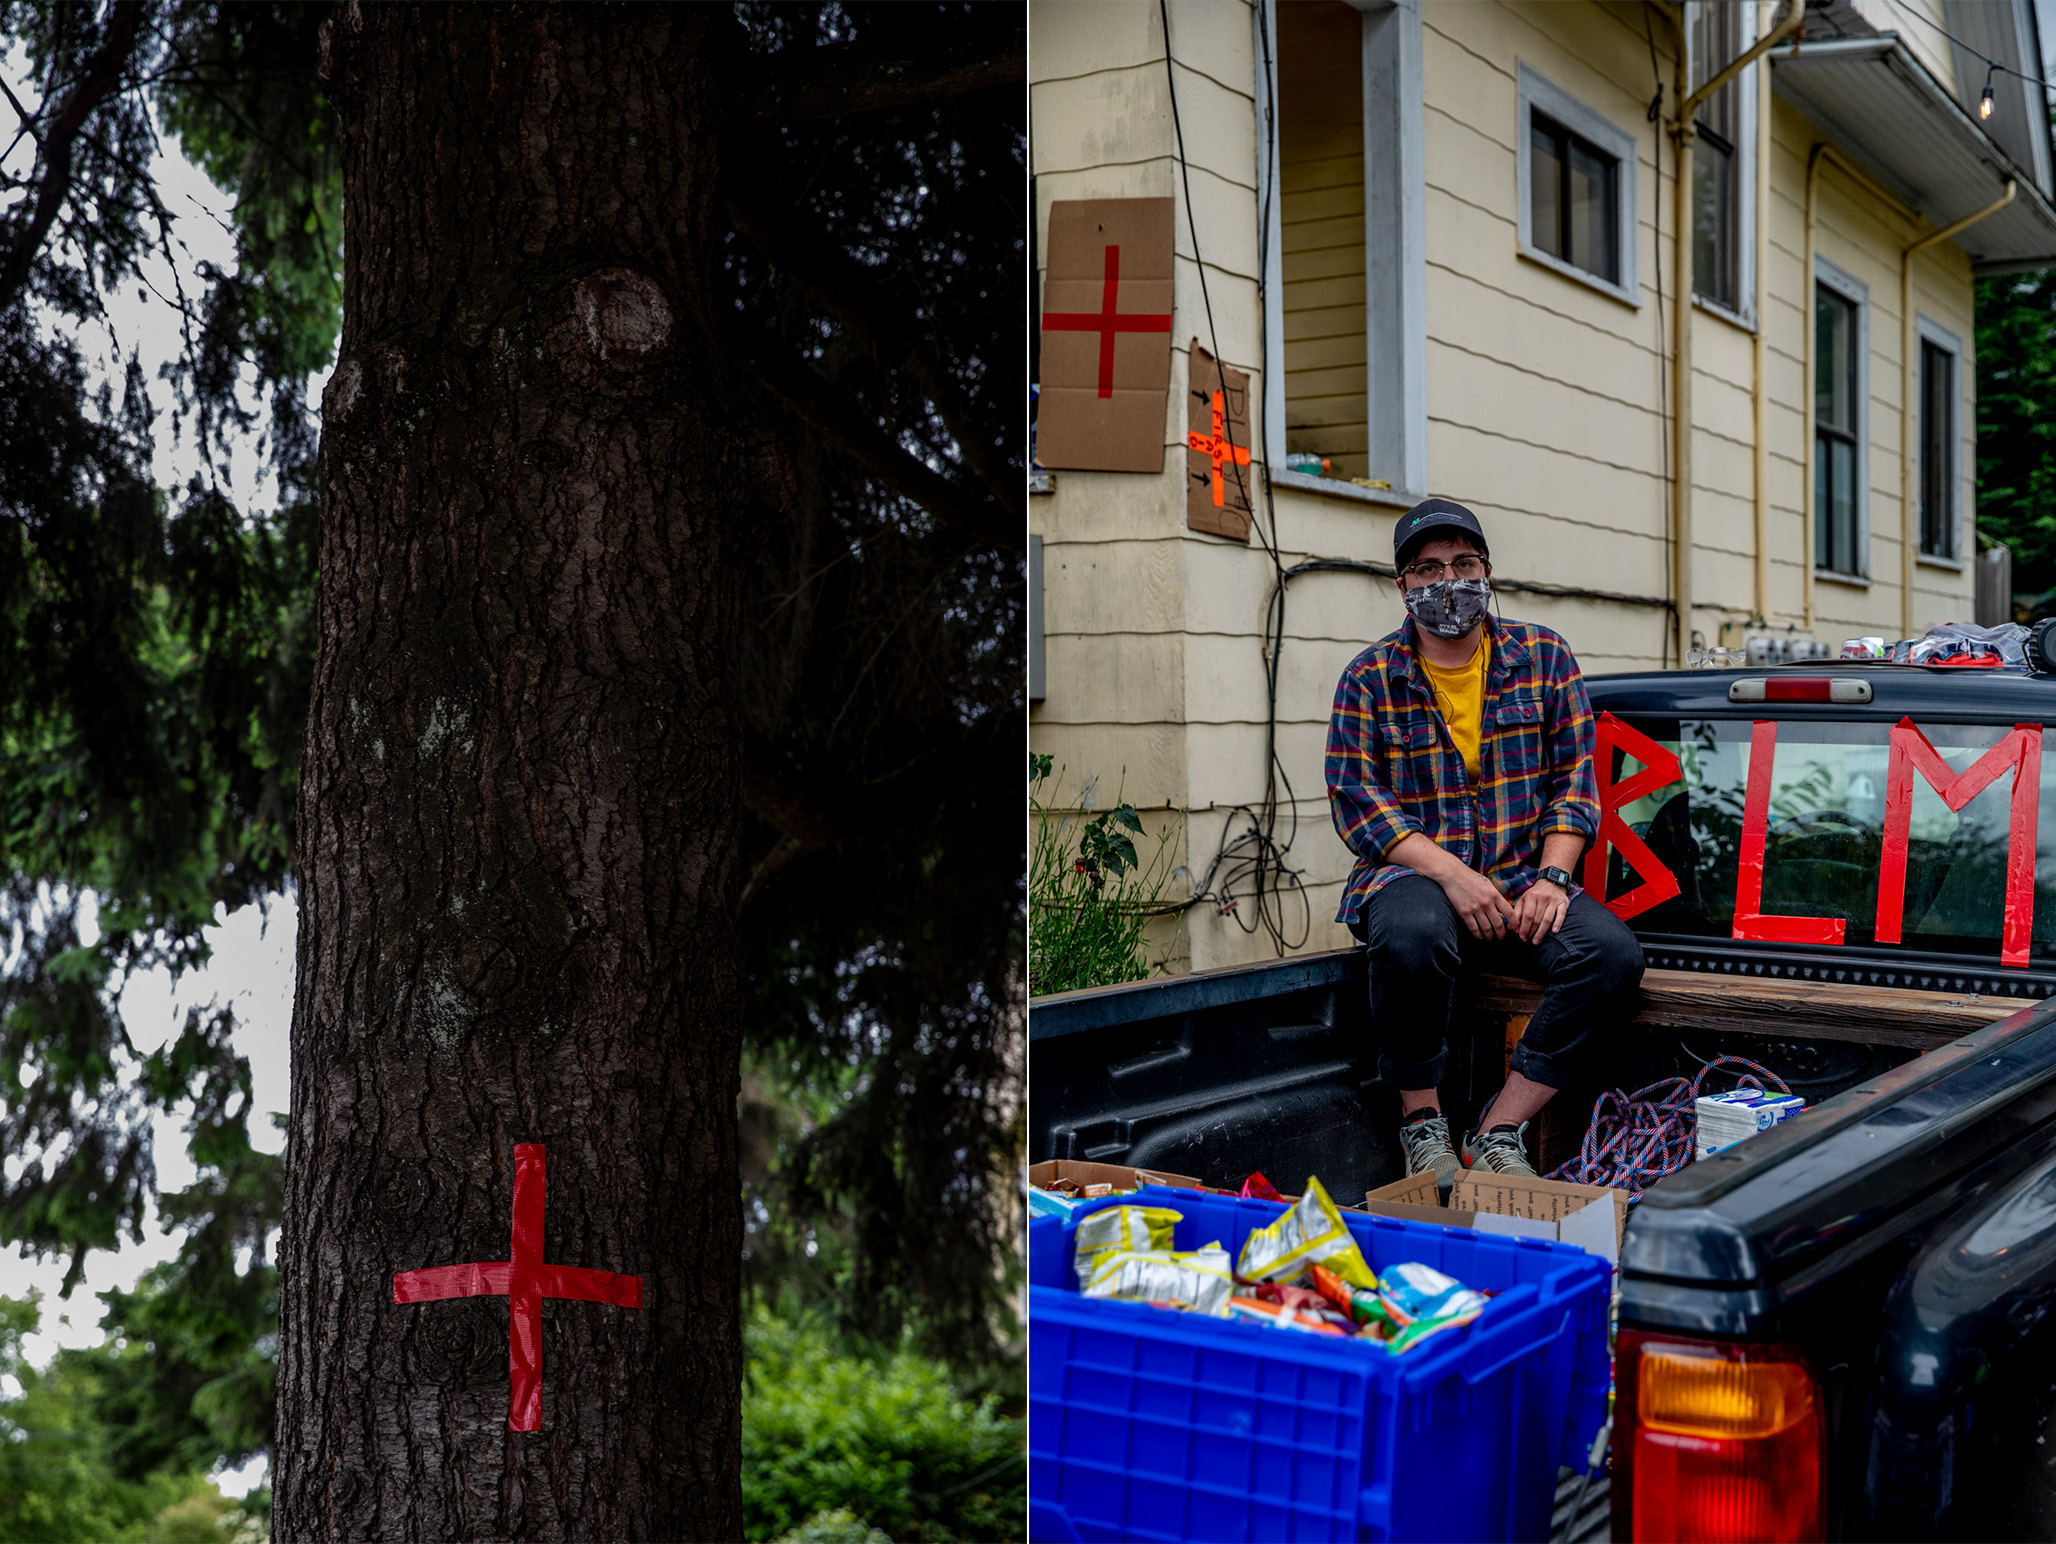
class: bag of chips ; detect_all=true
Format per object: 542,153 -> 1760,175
1072,1205 -> 1182,1283
1377,1261 -> 1488,1353
1235,1176 -> 1378,1290
1082,1241 -> 1234,1317
1226,1295 -> 1351,1336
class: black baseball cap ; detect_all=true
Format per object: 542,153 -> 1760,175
1394,497 -> 1489,569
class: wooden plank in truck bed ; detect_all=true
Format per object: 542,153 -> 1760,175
1467,968 -> 2034,1050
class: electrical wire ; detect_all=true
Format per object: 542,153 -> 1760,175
1876,0 -> 2056,97
1160,0 -> 1308,954
1548,1054 -> 1793,1198
1644,4 -> 1674,672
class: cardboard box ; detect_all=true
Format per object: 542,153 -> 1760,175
1363,1171 -> 1628,1269
1027,1159 -> 1203,1220
1036,198 -> 1175,472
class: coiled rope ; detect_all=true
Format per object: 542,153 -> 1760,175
1547,1055 -> 1793,1198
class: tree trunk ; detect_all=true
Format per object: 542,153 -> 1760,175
275,7 -> 743,1539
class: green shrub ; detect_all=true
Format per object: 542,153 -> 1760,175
742,1308 -> 1023,1543
1028,756 -> 1180,995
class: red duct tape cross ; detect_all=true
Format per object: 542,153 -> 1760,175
1041,244 -> 1175,398
393,1144 -> 642,1432
1876,717 -> 2042,969
1583,712 -> 1684,921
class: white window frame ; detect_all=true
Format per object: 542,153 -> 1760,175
1915,314 -> 1966,569
1686,0 -> 1757,330
1813,255 -> 1871,583
1515,62 -> 1641,308
1255,0 -> 1427,502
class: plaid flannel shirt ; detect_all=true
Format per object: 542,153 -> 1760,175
1325,615 -> 1598,926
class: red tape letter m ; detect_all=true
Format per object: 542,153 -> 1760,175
1583,712 -> 1684,921
1875,717 -> 2042,969
1733,720 -> 1847,945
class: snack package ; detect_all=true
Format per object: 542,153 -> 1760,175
1235,1176 -> 1378,1290
1237,1172 -> 1285,1202
1227,1295 -> 1351,1336
1378,1261 -> 1488,1353
1309,1262 -> 1383,1327
1073,1205 -> 1182,1282
1082,1241 -> 1234,1317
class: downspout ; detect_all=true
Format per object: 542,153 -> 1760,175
1802,143 -> 1913,631
1897,179 -> 2014,636
1751,0 -> 1777,623
1656,0 -> 1801,664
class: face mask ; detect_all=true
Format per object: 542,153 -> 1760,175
1403,576 -> 1491,640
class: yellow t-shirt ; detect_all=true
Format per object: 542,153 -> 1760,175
1421,636 -> 1489,784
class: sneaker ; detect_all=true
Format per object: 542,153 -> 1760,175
1463,1121 -> 1539,1179
1397,1111 -> 1460,1199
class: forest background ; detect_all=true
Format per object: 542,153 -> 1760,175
0,4 -> 1023,1541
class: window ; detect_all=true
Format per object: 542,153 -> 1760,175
1919,325 -> 1960,560
1275,0 -> 1368,483
1259,0 -> 1426,494
1814,265 -> 1866,576
1600,718 -> 2056,964
1529,112 -> 1619,284
1516,64 -> 1639,307
1690,0 -> 1746,313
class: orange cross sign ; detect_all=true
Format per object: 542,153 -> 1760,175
1186,391 -> 1251,507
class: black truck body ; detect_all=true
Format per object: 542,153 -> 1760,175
1029,664 -> 2056,1540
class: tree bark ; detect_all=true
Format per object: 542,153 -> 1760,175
275,7 -> 743,1539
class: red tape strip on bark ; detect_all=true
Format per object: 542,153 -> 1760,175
1732,719 -> 1846,945
1583,712 -> 1684,921
392,1143 -> 642,1432
1876,717 -> 2041,969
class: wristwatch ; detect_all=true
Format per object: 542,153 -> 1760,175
1537,865 -> 1573,889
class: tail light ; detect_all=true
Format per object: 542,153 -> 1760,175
1615,1331 -> 1824,1543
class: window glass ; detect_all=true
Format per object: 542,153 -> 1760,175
1531,118 -> 1563,258
1815,286 -> 1860,573
1920,339 -> 1954,557
1815,290 -> 1854,429
1530,111 -> 1617,284
1566,138 -> 1616,282
1602,719 -> 2056,963
1690,0 -> 1742,309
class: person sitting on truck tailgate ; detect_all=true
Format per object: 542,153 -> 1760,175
1324,497 -> 1642,1192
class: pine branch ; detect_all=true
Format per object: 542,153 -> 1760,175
727,185 -> 1021,521
743,337 -> 1019,551
747,30 -> 1023,124
0,0 -> 149,316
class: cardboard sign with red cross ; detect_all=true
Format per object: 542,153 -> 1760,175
1037,197 -> 1174,472
1186,342 -> 1254,542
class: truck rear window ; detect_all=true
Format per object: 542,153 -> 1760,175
1605,717 -> 2056,965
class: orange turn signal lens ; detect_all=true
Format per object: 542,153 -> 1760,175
1639,1347 -> 1816,1439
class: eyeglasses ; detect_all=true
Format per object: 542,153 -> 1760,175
1401,556 -> 1487,584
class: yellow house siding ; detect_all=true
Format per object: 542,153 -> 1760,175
1031,0 -> 1987,979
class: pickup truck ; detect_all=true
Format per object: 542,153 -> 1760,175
1029,661 -> 2056,1541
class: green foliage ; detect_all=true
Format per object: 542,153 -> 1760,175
0,1295 -> 262,1544
741,1308 -> 1024,1544
1975,270 -> 2056,596
1029,763 -> 1180,996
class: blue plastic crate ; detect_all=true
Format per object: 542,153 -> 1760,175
1028,1189 -> 1611,1543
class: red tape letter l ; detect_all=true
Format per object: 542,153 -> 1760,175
1733,719 -> 1847,945
1583,712 -> 1683,921
1875,717 -> 2042,969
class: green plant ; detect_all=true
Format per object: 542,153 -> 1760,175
741,1308 -> 1023,1543
1029,758 -> 1182,995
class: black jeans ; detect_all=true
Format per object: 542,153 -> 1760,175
1352,873 -> 1644,1092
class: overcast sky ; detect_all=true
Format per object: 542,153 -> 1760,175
0,43 -> 316,1500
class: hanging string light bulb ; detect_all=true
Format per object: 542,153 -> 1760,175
1982,62 -> 1998,118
